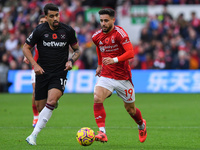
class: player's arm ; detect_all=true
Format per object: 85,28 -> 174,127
64,43 -> 81,71
23,43 -> 44,74
114,42 -> 134,62
23,47 -> 38,64
102,40 -> 134,65
23,56 -> 29,64
34,47 -> 39,61
95,47 -> 102,76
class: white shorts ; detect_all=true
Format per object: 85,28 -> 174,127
95,77 -> 135,103
31,69 -> 36,84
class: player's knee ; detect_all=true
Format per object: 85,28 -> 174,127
47,100 -> 57,106
94,94 -> 103,103
47,97 -> 58,106
125,105 -> 136,116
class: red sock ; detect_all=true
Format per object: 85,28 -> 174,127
93,103 -> 106,127
32,104 -> 39,116
131,108 -> 143,125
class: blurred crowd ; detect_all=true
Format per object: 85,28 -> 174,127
125,0 -> 200,5
0,0 -> 113,71
0,0 -> 200,72
128,5 -> 200,70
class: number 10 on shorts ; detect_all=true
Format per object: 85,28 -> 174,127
60,78 -> 67,90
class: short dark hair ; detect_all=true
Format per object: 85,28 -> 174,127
99,8 -> 115,18
44,3 -> 59,15
38,15 -> 45,21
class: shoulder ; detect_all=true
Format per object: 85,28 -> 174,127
92,29 -> 102,40
59,22 -> 75,32
35,22 -> 48,32
114,26 -> 128,38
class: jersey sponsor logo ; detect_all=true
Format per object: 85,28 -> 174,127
52,33 -> 57,39
99,46 -> 105,52
99,44 -> 119,52
99,41 -> 103,45
104,44 -> 118,49
43,40 -> 67,47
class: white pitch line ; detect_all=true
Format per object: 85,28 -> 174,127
0,126 -> 199,129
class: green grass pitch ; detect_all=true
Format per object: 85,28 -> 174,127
0,93 -> 200,150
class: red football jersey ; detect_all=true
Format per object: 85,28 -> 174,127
92,25 -> 133,80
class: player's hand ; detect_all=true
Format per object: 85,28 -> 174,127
23,57 -> 29,64
102,57 -> 114,65
95,65 -> 102,76
64,61 -> 73,71
33,64 -> 45,75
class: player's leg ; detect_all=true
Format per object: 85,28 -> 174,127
32,83 -> 39,127
35,99 -> 47,112
124,102 -> 147,142
115,80 -> 147,143
26,74 -> 49,145
26,88 -> 62,145
94,86 -> 111,142
33,88 -> 62,133
27,72 -> 65,142
31,70 -> 39,127
94,77 -> 113,142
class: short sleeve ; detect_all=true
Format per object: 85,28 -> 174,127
26,28 -> 40,47
120,36 -> 131,46
69,27 -> 78,46
116,28 -> 131,46
92,36 -> 97,46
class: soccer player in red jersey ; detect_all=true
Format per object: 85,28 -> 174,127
24,15 -> 47,128
92,8 -> 147,143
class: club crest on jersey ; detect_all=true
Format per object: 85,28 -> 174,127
60,34 -> 66,39
111,36 -> 115,43
99,46 -> 105,52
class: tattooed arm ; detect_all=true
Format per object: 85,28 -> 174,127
64,43 -> 81,71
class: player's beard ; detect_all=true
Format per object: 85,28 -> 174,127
102,25 -> 112,33
53,21 -> 59,28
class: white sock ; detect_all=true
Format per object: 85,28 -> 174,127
31,106 -> 53,136
138,123 -> 145,130
33,116 -> 39,119
99,127 -> 106,134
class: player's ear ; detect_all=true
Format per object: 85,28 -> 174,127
112,17 -> 115,23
